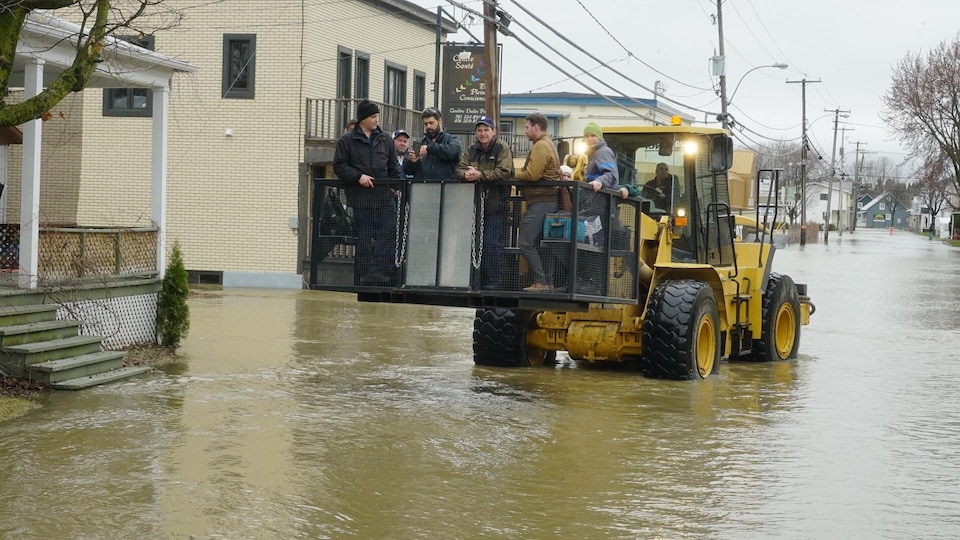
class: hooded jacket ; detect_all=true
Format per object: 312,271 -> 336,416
580,139 -> 619,217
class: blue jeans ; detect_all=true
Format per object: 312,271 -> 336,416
481,212 -> 504,288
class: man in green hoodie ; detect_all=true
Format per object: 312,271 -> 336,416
515,112 -> 561,292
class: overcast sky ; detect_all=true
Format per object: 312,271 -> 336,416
414,0 -> 959,175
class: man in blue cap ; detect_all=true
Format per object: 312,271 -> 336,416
457,115 -> 514,290
392,129 -> 409,168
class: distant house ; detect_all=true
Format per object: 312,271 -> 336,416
804,181 -> 854,230
857,192 -> 908,229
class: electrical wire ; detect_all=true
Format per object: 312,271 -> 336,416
495,0 -> 720,117
445,0 -> 666,121
571,0 -> 714,93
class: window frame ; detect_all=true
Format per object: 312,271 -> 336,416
102,35 -> 154,117
383,61 -> 407,108
355,51 -> 370,100
413,70 -> 426,112
222,33 -> 257,99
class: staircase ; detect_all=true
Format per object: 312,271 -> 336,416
0,303 -> 151,390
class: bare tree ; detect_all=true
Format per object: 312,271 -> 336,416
916,151 -> 953,227
0,0 -> 179,128
883,34 -> 960,204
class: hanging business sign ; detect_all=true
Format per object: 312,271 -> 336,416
441,43 -> 495,133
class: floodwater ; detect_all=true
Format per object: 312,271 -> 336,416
1,229 -> 959,538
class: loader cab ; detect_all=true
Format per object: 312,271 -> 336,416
603,126 -> 735,265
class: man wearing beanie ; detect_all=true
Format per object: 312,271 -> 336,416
515,112 -> 561,292
333,99 -> 402,286
404,107 -> 462,180
580,122 -> 619,219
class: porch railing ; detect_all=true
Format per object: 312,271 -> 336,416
305,98 -> 423,143
0,225 -> 158,286
304,98 -> 540,158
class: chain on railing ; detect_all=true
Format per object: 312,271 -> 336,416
471,190 -> 485,269
395,191 -> 409,269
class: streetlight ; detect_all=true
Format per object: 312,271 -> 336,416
720,63 -> 788,129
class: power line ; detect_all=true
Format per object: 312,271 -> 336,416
446,0 -> 658,121
570,0 -> 714,93
494,0 -> 720,116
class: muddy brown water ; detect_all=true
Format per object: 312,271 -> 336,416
1,229 -> 959,538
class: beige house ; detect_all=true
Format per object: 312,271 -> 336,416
4,0 -> 454,289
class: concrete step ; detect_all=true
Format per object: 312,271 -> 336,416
29,350 -> 127,385
0,304 -> 60,327
50,366 -> 153,390
1,335 -> 104,371
0,319 -> 81,346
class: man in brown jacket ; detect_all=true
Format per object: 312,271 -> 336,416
515,112 -> 560,292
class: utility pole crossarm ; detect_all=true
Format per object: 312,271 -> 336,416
785,78 -> 821,246
823,107 -> 851,243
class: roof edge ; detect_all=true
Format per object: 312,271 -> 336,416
367,0 -> 457,33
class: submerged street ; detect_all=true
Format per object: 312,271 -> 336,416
1,228 -> 959,538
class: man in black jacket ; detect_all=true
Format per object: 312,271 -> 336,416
404,107 -> 462,180
333,100 -> 402,286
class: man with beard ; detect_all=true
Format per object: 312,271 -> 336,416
404,107 -> 462,180
456,115 -> 514,290
515,112 -> 561,292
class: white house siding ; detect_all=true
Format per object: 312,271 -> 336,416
560,103 -> 659,138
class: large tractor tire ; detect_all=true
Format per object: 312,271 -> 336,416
749,273 -> 801,362
473,308 -> 556,367
640,280 -> 721,380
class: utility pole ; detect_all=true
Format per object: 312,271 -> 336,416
837,125 -> 854,236
716,0 -> 729,130
786,78 -> 821,245
482,1 -> 500,124
823,107 -> 850,244
851,141 -> 871,233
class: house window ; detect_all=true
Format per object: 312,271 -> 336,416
337,46 -> 352,131
413,70 -> 426,112
355,52 -> 370,100
103,35 -> 154,117
384,61 -> 407,108
879,202 -> 886,210
819,193 -> 828,201
222,34 -> 256,99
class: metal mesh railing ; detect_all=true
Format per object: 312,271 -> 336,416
310,177 -> 643,304
0,224 -> 17,271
